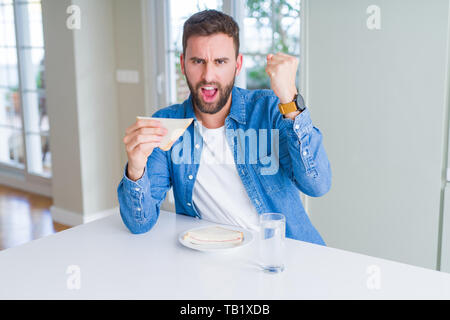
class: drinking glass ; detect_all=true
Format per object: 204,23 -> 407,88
259,212 -> 286,273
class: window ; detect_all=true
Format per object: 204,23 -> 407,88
0,0 -> 50,178
242,0 -> 300,89
161,0 -> 301,104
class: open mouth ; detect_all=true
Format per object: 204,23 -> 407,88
200,86 -> 218,102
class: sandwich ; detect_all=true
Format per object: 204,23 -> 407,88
183,226 -> 244,246
136,116 -> 193,151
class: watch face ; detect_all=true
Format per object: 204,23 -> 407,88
295,94 -> 306,111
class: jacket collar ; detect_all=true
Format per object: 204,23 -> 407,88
183,86 -> 246,125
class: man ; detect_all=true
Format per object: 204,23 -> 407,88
117,10 -> 331,245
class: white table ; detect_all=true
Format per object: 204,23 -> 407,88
1,210 -> 449,299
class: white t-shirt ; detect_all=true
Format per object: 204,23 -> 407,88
192,122 -> 260,231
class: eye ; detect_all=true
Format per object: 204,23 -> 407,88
216,59 -> 226,65
193,59 -> 204,64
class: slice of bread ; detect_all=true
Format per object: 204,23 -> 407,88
136,116 -> 193,151
183,226 -> 244,245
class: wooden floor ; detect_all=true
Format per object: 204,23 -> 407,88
0,185 -> 71,251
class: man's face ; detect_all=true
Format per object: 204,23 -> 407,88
181,33 -> 243,114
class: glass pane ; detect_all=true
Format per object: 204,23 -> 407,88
26,133 -> 51,177
18,2 -> 44,48
169,0 -> 223,52
0,88 -> 22,128
244,54 -> 271,90
174,51 -> 190,103
20,47 -> 44,90
242,0 -> 300,90
244,0 -> 273,54
278,0 -> 300,54
0,21 -> 17,48
0,126 -> 24,167
0,2 -> 14,25
22,90 -> 46,133
0,1 -> 14,5
244,0 -> 300,55
0,8 -> 17,47
0,48 -> 19,88
37,90 -> 47,132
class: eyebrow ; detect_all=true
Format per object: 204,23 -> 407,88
190,57 -> 230,62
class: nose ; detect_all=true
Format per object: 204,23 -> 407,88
202,61 -> 215,83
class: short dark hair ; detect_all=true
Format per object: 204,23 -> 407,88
182,10 -> 240,58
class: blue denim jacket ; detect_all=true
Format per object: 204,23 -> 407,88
117,86 -> 331,245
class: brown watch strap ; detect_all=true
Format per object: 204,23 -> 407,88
278,101 -> 298,115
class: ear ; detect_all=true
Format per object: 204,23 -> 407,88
235,53 -> 243,77
180,53 -> 185,75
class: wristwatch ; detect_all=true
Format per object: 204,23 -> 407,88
278,93 -> 306,115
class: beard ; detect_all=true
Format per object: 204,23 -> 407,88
185,73 -> 236,115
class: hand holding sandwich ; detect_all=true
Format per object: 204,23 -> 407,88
123,118 -> 168,181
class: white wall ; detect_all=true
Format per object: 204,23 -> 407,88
73,0 -> 121,216
41,0 -> 84,215
114,0 -> 149,168
305,0 -> 450,271
42,0 -> 122,224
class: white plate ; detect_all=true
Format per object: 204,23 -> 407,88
178,225 -> 254,253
